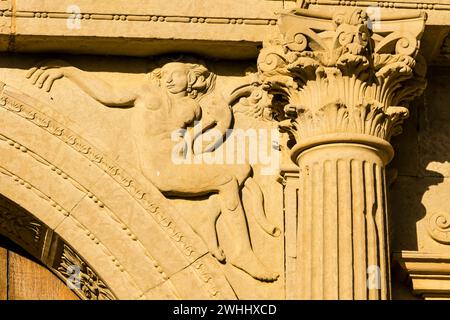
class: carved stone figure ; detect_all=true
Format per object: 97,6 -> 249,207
26,58 -> 280,282
0,0 -> 447,300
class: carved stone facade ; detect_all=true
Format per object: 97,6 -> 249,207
0,194 -> 115,300
0,0 -> 448,300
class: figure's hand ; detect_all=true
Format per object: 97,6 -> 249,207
26,59 -> 72,92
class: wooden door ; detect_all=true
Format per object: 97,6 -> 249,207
0,234 -> 79,300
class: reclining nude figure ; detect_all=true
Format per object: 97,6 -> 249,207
27,59 -> 280,282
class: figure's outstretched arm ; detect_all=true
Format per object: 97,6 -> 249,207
27,60 -> 140,108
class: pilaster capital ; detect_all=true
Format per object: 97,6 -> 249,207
257,8 -> 428,163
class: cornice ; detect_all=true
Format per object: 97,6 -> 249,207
5,10 -> 278,27
0,1 -> 444,62
303,0 -> 450,11
395,251 -> 450,299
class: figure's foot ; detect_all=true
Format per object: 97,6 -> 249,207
210,246 -> 226,263
230,251 -> 279,282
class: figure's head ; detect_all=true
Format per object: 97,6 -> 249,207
151,59 -> 216,99
161,62 -> 190,95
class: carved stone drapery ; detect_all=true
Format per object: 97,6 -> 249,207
259,8 -> 427,299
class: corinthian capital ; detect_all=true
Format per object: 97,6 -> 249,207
258,8 -> 427,162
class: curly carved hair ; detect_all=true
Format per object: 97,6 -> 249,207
149,56 -> 216,100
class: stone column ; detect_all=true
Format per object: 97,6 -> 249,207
258,8 -> 427,299
295,138 -> 392,299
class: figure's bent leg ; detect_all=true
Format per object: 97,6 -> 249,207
195,195 -> 225,262
152,164 -> 278,281
244,178 -> 281,237
219,177 -> 241,212
217,178 -> 279,282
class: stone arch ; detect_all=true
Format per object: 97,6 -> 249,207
0,82 -> 237,300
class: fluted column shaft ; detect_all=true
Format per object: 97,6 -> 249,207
296,142 -> 391,299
